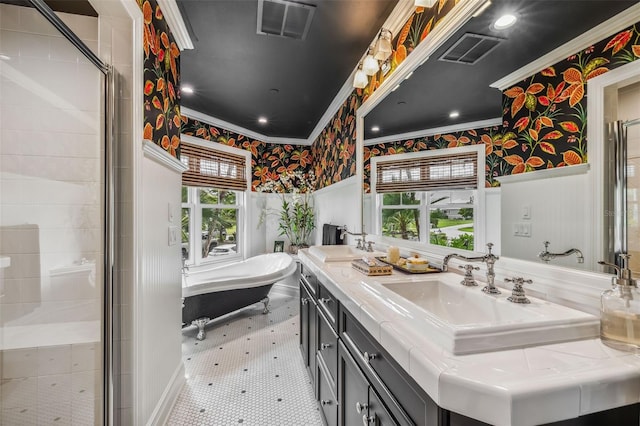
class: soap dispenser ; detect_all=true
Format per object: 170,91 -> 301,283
598,254 -> 640,352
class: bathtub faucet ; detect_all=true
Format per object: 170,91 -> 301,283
538,241 -> 584,264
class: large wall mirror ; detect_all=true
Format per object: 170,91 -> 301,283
356,0 -> 640,273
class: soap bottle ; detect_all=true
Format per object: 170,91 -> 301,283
599,254 -> 640,352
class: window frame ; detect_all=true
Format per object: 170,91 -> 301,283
371,145 -> 486,254
180,134 -> 252,267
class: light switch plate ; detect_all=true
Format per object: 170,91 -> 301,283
168,226 -> 179,245
522,205 -> 531,219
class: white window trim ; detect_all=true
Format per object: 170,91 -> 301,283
371,144 -> 486,253
181,134 -> 252,267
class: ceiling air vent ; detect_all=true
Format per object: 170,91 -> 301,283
438,33 -> 503,65
257,0 -> 316,40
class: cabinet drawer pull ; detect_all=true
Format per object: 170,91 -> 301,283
355,401 -> 368,413
362,413 -> 375,425
321,399 -> 332,406
301,297 -> 309,305
319,297 -> 332,304
320,343 -> 332,350
363,351 -> 377,362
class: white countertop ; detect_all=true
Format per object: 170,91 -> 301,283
298,249 -> 640,426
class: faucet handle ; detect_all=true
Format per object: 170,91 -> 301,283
459,264 -> 479,287
542,241 -> 550,250
505,277 -> 532,304
355,238 -> 363,250
486,242 -> 494,254
366,241 -> 375,252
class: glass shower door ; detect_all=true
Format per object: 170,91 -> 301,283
0,3 -> 105,423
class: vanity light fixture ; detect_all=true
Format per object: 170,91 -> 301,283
449,111 -> 460,118
362,45 -> 380,76
371,126 -> 380,132
258,116 -> 268,124
182,85 -> 194,94
373,28 -> 393,61
493,13 -> 517,30
414,0 -> 437,8
353,64 -> 369,89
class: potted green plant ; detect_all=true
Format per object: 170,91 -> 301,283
256,170 -> 316,254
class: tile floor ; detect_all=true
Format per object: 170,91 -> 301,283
168,285 -> 322,425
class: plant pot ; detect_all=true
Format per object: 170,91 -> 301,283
288,244 -> 309,255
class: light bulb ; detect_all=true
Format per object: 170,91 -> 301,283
353,66 -> 368,89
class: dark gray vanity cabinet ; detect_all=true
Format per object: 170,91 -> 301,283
299,264 -> 317,384
339,340 -> 396,426
298,262 -> 640,426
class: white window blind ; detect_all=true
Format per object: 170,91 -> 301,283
375,151 -> 477,193
181,142 -> 247,191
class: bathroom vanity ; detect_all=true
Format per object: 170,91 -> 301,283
298,248 -> 640,426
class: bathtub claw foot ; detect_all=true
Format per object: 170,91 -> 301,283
260,297 -> 270,314
192,317 -> 210,340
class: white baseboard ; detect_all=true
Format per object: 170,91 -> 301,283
149,362 -> 185,426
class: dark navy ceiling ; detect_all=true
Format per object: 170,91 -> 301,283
177,0 -> 636,141
177,0 -> 399,139
364,0 -> 637,139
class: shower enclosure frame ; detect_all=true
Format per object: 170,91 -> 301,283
26,0 -> 116,423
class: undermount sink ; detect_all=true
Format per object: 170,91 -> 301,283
308,245 -> 386,262
361,273 -> 599,354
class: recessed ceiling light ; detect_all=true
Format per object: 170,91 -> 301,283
493,14 -> 517,30
269,88 -> 279,94
258,116 -> 268,124
182,85 -> 194,94
0,54 -> 10,61
371,126 -> 380,132
397,101 -> 406,105
449,111 -> 460,118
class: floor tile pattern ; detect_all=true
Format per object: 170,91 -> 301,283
168,286 -> 322,425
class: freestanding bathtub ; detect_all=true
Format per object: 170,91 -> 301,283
182,253 -> 297,340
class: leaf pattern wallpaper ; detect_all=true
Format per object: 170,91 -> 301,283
363,126 -> 505,193
311,91 -> 363,190
181,116 -> 313,192
500,23 -> 640,174
138,0 -> 182,158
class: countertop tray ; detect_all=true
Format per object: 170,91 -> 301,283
376,256 -> 442,274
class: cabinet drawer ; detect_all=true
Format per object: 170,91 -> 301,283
318,308 -> 338,385
341,309 -> 434,426
300,264 -> 317,296
317,355 -> 338,426
317,283 -> 338,328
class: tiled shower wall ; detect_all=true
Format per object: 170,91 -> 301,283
0,4 -> 102,423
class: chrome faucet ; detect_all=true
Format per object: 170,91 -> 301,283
443,242 -> 500,294
340,226 -> 374,252
538,241 -> 584,264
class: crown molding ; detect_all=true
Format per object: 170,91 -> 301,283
495,163 -> 590,185
364,117 -> 503,145
142,139 -> 188,172
181,107 -> 310,146
491,3 -> 640,91
156,0 -> 193,50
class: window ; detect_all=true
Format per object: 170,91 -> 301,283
180,136 -> 250,266
182,187 -> 242,265
373,146 -> 483,252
